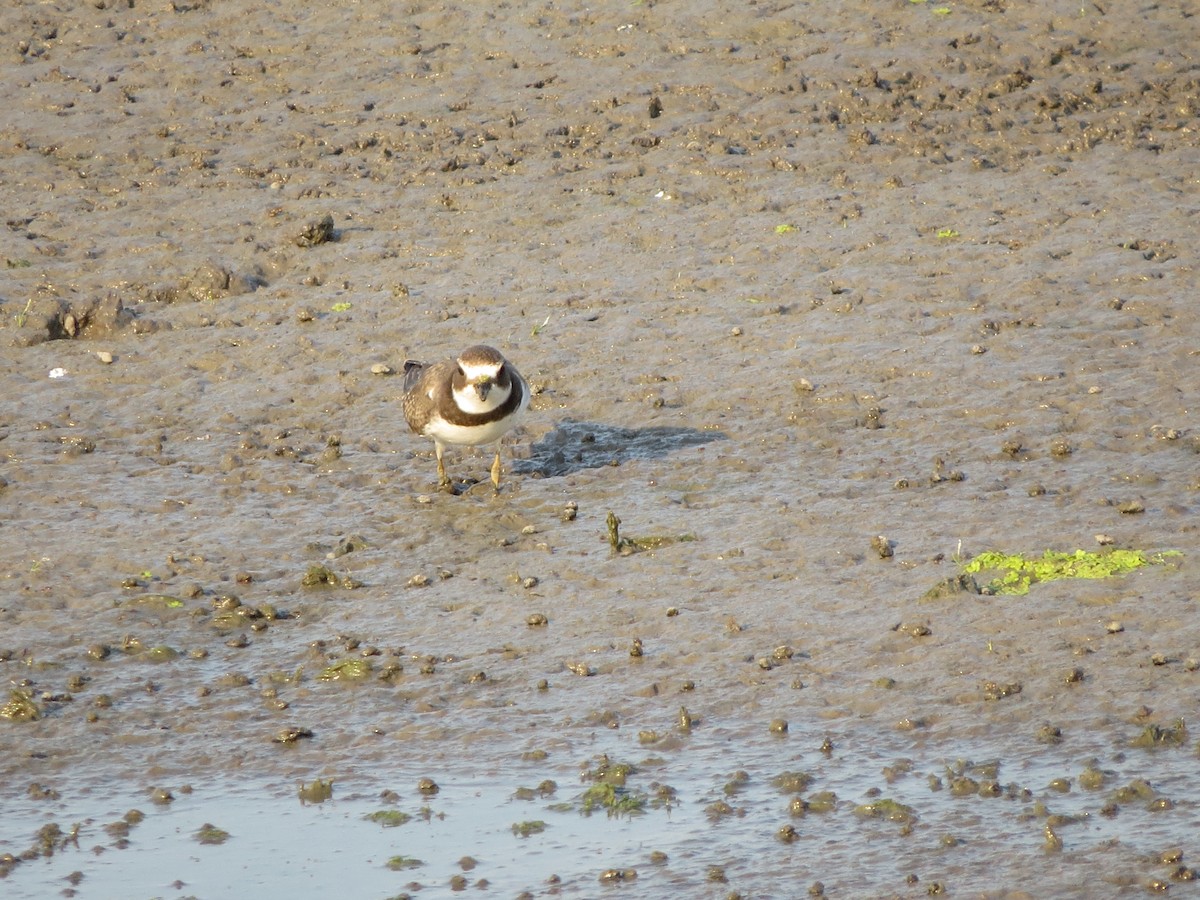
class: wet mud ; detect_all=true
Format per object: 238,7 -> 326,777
1,0 -> 1199,896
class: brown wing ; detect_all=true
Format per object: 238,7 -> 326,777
401,357 -> 453,435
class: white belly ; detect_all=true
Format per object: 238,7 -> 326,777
425,404 -> 527,447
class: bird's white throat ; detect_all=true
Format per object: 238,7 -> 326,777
452,380 -> 510,414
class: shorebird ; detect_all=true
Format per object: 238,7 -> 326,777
402,344 -> 529,490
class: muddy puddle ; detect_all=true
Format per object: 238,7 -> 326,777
3,0 -> 1200,896
4,724 -> 1199,897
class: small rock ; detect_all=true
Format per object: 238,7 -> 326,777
150,787 -> 174,805
1050,437 -> 1072,457
296,214 -> 335,247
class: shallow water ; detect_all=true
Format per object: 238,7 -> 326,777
4,722 -> 1198,897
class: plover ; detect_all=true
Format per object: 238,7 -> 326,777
402,344 -> 530,490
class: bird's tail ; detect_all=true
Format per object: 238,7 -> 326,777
402,360 -> 425,393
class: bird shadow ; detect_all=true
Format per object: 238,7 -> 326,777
513,418 -> 727,478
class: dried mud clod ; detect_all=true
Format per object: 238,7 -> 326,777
921,573 -> 982,601
296,214 -> 336,247
6,293 -> 147,346
1131,719 -> 1188,750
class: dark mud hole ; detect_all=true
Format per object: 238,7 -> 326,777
2,0 -> 1199,896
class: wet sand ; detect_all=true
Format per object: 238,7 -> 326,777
2,0 -> 1199,896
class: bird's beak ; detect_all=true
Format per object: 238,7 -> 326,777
474,377 -> 493,400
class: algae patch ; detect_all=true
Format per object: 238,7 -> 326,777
853,798 -> 917,824
953,549 -> 1177,596
364,809 -> 412,828
511,820 -> 547,837
1,689 -> 42,722
385,855 -> 423,870
1132,719 -> 1188,750
298,778 -> 334,804
318,658 -> 373,681
580,783 -> 647,817
606,510 -> 696,555
194,823 -> 231,845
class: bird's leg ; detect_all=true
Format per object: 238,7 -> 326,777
436,443 -> 452,490
490,449 -> 502,490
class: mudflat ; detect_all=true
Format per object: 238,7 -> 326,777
2,1 -> 1197,896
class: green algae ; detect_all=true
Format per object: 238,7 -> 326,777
511,820 -> 546,837
1078,764 -> 1108,791
806,791 -> 839,813
122,594 -> 185,610
385,855 -> 423,870
854,797 -> 917,824
298,778 -> 333,804
194,823 -> 230,845
580,754 -> 634,786
957,548 -> 1177,596
302,564 -> 339,586
1112,778 -> 1157,803
1132,719 -> 1188,750
365,810 -> 412,828
580,783 -> 646,817
300,564 -> 361,589
606,511 -> 696,555
1,689 -> 41,722
318,658 -> 372,681
772,771 -> 814,794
